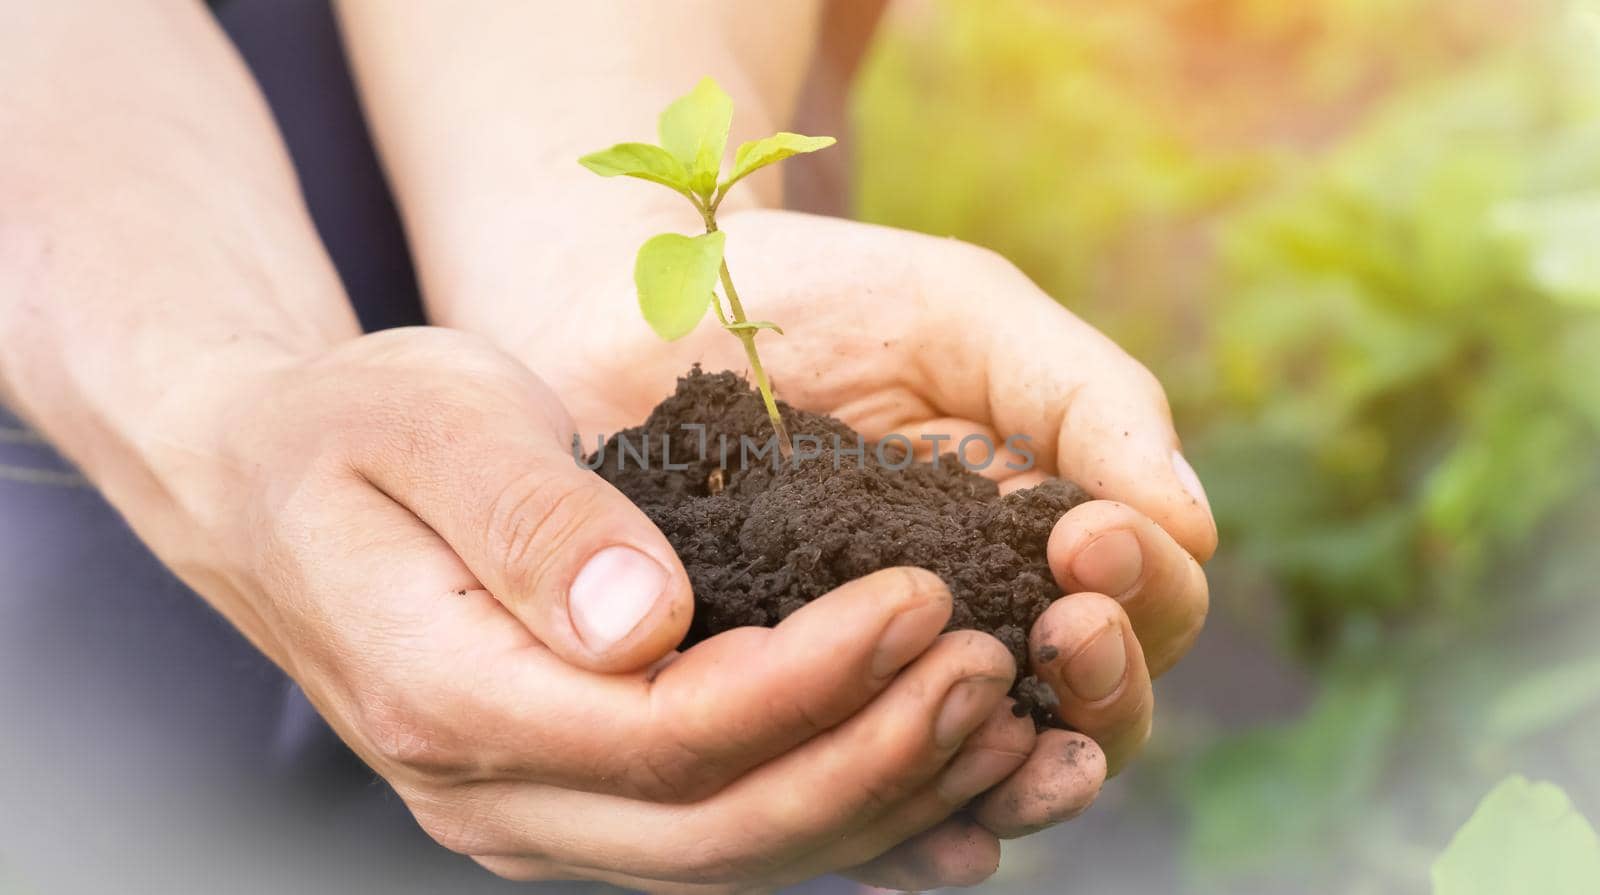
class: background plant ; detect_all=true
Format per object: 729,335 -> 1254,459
851,0 -> 1600,891
1431,775 -> 1600,895
580,77 -> 834,456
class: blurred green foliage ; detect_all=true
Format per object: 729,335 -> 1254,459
854,0 -> 1600,891
1431,775 -> 1600,894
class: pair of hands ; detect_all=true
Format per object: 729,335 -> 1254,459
189,210 -> 1211,893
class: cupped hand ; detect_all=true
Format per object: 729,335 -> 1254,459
502,209 -> 1214,884
173,326 -> 1050,893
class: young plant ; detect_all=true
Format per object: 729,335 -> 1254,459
578,77 -> 835,458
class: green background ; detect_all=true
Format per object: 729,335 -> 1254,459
851,0 -> 1600,891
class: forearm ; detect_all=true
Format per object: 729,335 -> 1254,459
0,3 -> 359,512
336,0 -> 822,343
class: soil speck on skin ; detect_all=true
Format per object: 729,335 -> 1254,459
1060,737 -> 1085,767
593,368 -> 1090,726
1037,644 -> 1060,664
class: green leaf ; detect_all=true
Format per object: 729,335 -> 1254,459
724,133 -> 837,190
723,320 -> 785,335
634,231 -> 725,341
577,142 -> 692,193
1432,776 -> 1600,895
658,77 -> 733,198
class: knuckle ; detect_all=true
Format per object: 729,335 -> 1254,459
849,769 -> 911,818
940,629 -> 1018,682
881,565 -> 949,609
349,396 -> 474,482
486,471 -> 604,597
355,325 -> 486,361
351,329 -> 526,391
625,737 -> 728,804
1080,498 -> 1139,522
410,800 -> 482,856
405,784 -> 520,858
357,694 -> 471,780
950,238 -> 1019,278
1126,364 -> 1172,417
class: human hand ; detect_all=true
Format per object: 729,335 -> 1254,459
493,209 -> 1214,877
159,326 -> 1045,893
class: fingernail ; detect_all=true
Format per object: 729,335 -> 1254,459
937,748 -> 1024,805
935,677 -> 1006,749
569,546 -> 666,653
1172,450 -> 1213,517
1069,530 -> 1143,596
1065,624 -> 1127,702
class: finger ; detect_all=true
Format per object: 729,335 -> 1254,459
457,718 -> 1022,894
1047,500 -> 1210,676
285,442 -> 676,792
840,704 -> 1032,888
299,488 -> 952,807
472,856 -> 749,895
783,748 -> 1016,888
447,631 -> 1016,882
941,699 -> 1038,800
905,250 -> 1218,561
482,568 -> 952,800
844,816 -> 1002,891
1030,593 -> 1153,776
712,701 -> 1030,891
995,295 -> 1216,561
634,567 -> 954,801
974,729 -> 1105,838
712,217 -> 1216,558
362,570 -> 955,804
707,216 -> 1216,559
338,328 -> 694,673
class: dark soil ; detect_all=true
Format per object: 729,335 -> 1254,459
590,368 -> 1090,726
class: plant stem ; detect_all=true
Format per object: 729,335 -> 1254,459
720,262 -> 793,459
701,209 -> 793,459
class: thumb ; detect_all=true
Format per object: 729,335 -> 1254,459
912,252 -> 1218,561
1000,299 -> 1217,560
346,339 -> 693,673
464,448 -> 695,674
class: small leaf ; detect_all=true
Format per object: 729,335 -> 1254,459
1432,776 -> 1600,895
723,320 -> 785,335
577,143 -> 692,193
634,231 -> 725,341
724,133 -> 836,190
658,77 -> 733,198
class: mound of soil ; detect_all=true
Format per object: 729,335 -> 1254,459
591,368 -> 1089,725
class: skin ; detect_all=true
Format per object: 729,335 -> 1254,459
340,1 -> 1215,888
0,2 -> 1215,893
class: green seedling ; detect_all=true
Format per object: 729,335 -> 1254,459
579,77 -> 835,458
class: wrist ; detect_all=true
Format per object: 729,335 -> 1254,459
0,241 -> 345,546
